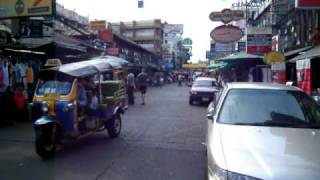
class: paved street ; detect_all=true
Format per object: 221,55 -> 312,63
0,84 -> 207,180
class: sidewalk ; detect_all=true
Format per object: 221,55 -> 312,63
0,122 -> 34,143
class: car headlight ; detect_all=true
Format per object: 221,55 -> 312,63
190,91 -> 197,95
209,165 -> 261,180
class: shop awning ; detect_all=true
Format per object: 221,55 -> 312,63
288,46 -> 320,62
208,62 -> 232,72
284,46 -> 312,57
54,32 -> 87,52
216,52 -> 263,62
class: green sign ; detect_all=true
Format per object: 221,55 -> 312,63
182,38 -> 192,46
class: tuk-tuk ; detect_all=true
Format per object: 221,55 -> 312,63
31,59 -> 127,158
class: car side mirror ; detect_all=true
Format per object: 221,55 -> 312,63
207,113 -> 213,120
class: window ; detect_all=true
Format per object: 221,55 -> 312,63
218,89 -> 320,128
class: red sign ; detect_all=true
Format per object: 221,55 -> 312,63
247,46 -> 272,54
210,25 -> 243,43
296,0 -> 320,8
106,48 -> 120,56
271,62 -> 286,84
297,59 -> 312,95
98,29 -> 113,43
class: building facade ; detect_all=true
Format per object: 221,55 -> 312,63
250,0 -> 320,53
111,19 -> 163,56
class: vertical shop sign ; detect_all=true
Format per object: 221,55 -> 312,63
296,59 -> 312,94
271,62 -> 286,84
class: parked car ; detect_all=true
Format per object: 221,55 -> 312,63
206,82 -> 320,180
189,77 -> 219,105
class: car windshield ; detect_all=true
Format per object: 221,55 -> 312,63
218,89 -> 320,128
194,80 -> 216,87
36,80 -> 72,96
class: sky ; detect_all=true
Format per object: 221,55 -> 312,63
57,0 -> 234,62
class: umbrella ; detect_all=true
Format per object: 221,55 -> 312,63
216,52 -> 263,62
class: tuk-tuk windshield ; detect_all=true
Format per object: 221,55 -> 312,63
36,71 -> 74,96
36,80 -> 72,95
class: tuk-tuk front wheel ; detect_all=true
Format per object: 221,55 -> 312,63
35,136 -> 55,159
107,115 -> 122,138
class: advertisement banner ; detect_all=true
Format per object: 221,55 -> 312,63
296,0 -> 320,8
238,41 -> 246,52
106,48 -> 120,56
90,20 -> 106,31
164,24 -> 183,34
98,29 -> 113,43
0,0 -> 53,19
247,27 -> 272,55
296,59 -> 312,94
271,62 -> 286,84
214,43 -> 235,52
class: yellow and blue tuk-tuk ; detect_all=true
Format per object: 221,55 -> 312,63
31,59 -> 127,159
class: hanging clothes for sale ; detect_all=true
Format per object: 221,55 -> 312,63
0,64 -> 4,88
2,61 -> 9,89
26,64 -> 34,84
14,63 -> 22,84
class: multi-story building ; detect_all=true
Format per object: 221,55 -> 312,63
111,19 -> 164,57
250,0 -> 320,53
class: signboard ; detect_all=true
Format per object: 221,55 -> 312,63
210,25 -> 243,43
271,62 -> 286,84
238,41 -> 246,52
98,29 -> 113,43
182,38 -> 192,46
90,20 -> 106,31
264,52 -> 285,65
20,20 -> 43,38
214,43 -> 235,52
209,9 -> 245,24
0,0 -> 53,19
296,59 -> 311,94
206,51 -> 211,59
296,0 -> 320,8
106,48 -> 120,56
182,64 -> 207,69
164,24 -> 183,34
247,27 -> 272,55
138,0 -> 144,8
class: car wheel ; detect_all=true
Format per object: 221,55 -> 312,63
107,114 -> 122,138
189,98 -> 194,105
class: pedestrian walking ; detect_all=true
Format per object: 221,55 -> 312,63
127,72 -> 136,105
137,69 -> 148,105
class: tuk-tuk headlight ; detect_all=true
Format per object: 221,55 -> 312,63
63,103 -> 74,112
42,103 -> 49,114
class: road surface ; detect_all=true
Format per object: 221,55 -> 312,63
0,84 -> 207,180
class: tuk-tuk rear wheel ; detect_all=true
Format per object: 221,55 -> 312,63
35,136 -> 55,159
107,115 -> 122,138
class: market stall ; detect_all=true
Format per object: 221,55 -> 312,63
215,52 -> 264,82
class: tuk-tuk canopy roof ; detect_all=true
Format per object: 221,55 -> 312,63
42,56 -> 129,78
45,59 -> 113,78
93,56 -> 129,69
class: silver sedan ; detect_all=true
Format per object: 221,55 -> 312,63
206,82 -> 320,180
